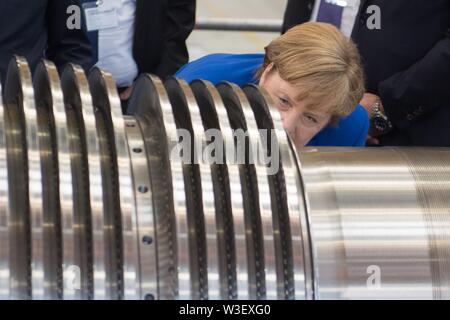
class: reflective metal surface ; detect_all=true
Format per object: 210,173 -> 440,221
89,68 -> 139,299
298,147 -> 450,299
130,74 -> 182,300
61,64 -> 103,299
0,57 -> 450,300
124,116 -> 157,300
217,82 -> 278,300
34,61 -> 70,300
4,57 -> 35,299
191,80 -> 246,300
0,81 -> 10,300
243,84 -> 312,300
165,77 -> 220,300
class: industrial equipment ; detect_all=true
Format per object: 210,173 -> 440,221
0,57 -> 449,300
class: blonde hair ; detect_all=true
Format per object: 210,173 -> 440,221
259,22 -> 365,122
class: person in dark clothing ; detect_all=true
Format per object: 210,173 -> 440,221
80,0 -> 196,111
283,0 -> 450,146
0,0 -> 92,85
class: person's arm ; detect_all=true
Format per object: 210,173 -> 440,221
153,0 -> 196,78
282,0 -> 314,34
45,0 -> 92,74
378,35 -> 450,130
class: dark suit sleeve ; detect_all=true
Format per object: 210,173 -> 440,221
153,0 -> 196,78
282,0 -> 314,34
45,0 -> 92,73
379,35 -> 450,130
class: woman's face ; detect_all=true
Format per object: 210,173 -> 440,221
259,65 -> 332,148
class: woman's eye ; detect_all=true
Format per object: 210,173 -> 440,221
304,114 -> 318,124
278,97 -> 291,108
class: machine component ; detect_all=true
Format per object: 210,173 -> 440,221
300,147 -> 450,299
0,57 -> 449,300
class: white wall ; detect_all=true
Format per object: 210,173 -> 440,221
187,0 -> 287,61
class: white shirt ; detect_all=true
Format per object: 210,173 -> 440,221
311,0 -> 361,38
96,0 -> 138,87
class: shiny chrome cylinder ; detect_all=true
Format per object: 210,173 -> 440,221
298,147 -> 450,299
0,57 -> 449,300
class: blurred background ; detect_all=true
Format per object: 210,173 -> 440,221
187,0 -> 287,61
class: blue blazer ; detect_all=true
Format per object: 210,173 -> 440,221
176,53 -> 369,147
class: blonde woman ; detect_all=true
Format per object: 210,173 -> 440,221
176,22 -> 368,148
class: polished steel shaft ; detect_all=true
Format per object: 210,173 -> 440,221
0,57 -> 449,300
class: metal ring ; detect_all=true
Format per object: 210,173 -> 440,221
129,74 -> 184,299
190,80 -> 241,300
0,78 -> 10,300
216,82 -> 271,299
61,64 -> 104,300
165,77 -> 207,300
34,61 -> 77,300
243,84 -> 309,300
3,56 -> 39,300
124,116 -> 158,300
167,77 -> 220,300
242,85 -> 294,300
286,146 -> 316,300
88,68 -> 140,299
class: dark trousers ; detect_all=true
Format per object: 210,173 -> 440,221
117,86 -> 130,114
